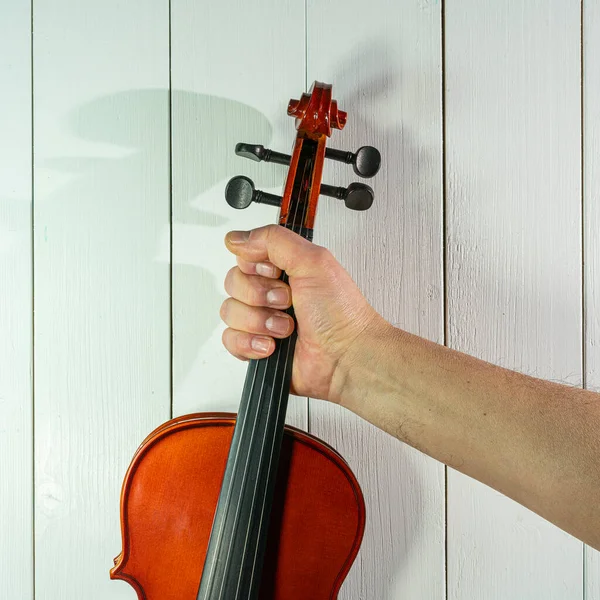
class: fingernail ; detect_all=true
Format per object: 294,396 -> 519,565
256,262 -> 276,277
251,336 -> 271,353
228,230 -> 250,244
266,288 -> 289,306
265,315 -> 290,335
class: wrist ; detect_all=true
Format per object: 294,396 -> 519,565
329,314 -> 400,408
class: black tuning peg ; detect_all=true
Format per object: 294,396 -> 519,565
225,176 -> 282,209
325,146 -> 381,178
320,182 -> 374,211
235,142 -> 381,179
235,143 -> 291,166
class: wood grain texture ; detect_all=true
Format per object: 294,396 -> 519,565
170,0 -> 306,428
33,0 -> 170,597
446,1 -> 583,598
584,1 -> 600,597
307,1 -> 445,598
0,2 -> 32,597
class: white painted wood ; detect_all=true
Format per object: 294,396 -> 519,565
307,2 -> 445,598
0,2 -> 32,598
446,2 -> 583,598
170,1 -> 306,428
584,1 -> 600,597
33,0 -> 170,597
0,1 -> 587,598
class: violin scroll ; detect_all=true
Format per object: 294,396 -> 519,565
287,84 -> 347,137
226,80 -> 381,225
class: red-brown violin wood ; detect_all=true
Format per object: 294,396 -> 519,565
111,414 -> 365,599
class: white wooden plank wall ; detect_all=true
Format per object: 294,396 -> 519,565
0,2 -> 32,598
307,1 -> 445,598
446,1 -> 584,599
170,0 -> 307,428
33,0 -> 171,597
585,1 -> 600,598
1,0 -> 598,598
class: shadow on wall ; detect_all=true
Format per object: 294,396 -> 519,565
43,89 -> 278,395
311,45 -> 441,600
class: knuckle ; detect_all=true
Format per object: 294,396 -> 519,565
221,328 -> 234,353
260,223 -> 281,245
264,223 -> 279,237
219,298 -> 232,322
237,258 -> 257,275
222,328 -> 249,359
234,332 -> 248,354
247,277 -> 267,306
311,245 -> 332,266
223,266 -> 238,294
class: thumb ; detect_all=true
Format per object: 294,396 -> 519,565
224,224 -> 325,278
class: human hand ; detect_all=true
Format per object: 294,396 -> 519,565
221,225 -> 384,402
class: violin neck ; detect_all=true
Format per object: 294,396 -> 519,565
196,316 -> 297,600
197,128 -> 326,600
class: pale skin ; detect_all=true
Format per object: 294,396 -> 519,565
220,224 -> 600,551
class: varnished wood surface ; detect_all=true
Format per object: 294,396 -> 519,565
112,413 -> 364,599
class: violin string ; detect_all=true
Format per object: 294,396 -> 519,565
214,339 -> 273,598
214,140 -> 311,600
236,145 -> 314,598
200,358 -> 260,599
204,141 -> 307,591
208,146 -> 308,597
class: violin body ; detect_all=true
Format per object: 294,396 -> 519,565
112,82 -> 380,598
111,413 -> 365,599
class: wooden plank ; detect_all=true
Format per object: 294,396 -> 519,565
584,1 -> 600,597
307,1 -> 445,597
0,1 -> 33,597
446,1 -> 583,598
33,0 -> 170,597
170,1 -> 306,428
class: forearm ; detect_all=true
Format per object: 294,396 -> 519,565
334,320 -> 600,549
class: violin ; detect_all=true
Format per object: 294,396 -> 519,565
111,82 -> 381,599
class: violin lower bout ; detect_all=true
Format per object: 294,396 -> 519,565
111,413 -> 365,599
